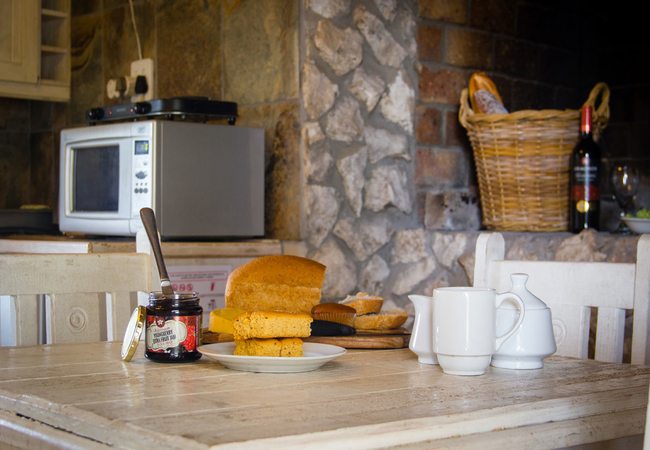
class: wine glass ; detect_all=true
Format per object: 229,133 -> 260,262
611,165 -> 640,234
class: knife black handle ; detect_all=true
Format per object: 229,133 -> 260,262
310,320 -> 356,336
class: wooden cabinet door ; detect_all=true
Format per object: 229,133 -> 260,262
0,0 -> 38,83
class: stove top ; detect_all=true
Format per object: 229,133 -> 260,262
86,97 -> 238,125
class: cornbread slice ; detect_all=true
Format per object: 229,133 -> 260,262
353,309 -> 409,330
208,308 -> 246,334
339,292 -> 383,315
225,255 -> 326,314
234,338 -> 303,357
232,311 -> 313,340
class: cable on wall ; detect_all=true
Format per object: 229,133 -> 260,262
128,0 -> 143,60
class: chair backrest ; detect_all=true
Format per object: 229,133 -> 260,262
473,232 -> 650,365
0,229 -> 152,346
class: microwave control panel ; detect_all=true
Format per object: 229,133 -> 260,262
131,139 -> 153,218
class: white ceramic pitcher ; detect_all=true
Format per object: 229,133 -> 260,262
407,295 -> 438,364
492,273 -> 557,369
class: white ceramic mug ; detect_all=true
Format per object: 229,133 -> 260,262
433,287 -> 525,376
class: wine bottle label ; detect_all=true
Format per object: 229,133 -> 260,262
571,185 -> 600,201
572,165 -> 599,184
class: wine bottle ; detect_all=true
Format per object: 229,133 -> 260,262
570,105 -> 601,232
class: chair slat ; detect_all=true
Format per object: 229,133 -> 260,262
632,235 -> 650,365
546,302 -> 591,360
594,307 -> 625,364
109,291 -> 137,342
10,295 -> 40,347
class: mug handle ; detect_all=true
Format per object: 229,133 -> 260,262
494,293 -> 526,351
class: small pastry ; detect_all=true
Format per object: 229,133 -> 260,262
339,292 -> 383,315
311,303 -> 357,327
353,309 -> 409,330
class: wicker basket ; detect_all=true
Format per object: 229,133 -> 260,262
459,83 -> 610,232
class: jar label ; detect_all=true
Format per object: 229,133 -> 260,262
146,315 -> 200,353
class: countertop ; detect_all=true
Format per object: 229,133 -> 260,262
0,234 -> 282,258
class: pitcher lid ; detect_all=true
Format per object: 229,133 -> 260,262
501,273 -> 548,310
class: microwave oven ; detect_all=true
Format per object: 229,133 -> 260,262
59,120 -> 264,238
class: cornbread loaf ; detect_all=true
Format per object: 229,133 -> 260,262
232,311 -> 313,340
339,292 -> 383,315
225,255 -> 326,314
234,338 -> 303,357
311,303 -> 356,327
353,309 -> 409,330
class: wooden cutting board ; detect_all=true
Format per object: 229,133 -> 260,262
202,328 -> 410,349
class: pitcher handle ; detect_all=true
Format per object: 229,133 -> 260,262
494,293 -> 525,351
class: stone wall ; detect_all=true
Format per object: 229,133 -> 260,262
0,98 -> 31,210
285,0 -> 649,325
293,0 -> 424,311
292,0 -> 593,311
0,98 -> 60,211
1,1 -> 647,320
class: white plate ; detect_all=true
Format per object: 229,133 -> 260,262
622,217 -> 650,234
200,342 -> 346,373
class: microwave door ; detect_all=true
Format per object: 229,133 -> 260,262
73,144 -> 120,213
61,137 -> 134,235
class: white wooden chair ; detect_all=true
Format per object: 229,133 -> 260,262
0,229 -> 152,346
473,232 -> 650,365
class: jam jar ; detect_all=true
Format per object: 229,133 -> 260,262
145,292 -> 203,363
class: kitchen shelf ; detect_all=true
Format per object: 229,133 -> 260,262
40,79 -> 68,87
39,0 -> 70,91
42,8 -> 67,19
0,0 -> 70,101
41,45 -> 67,54
41,0 -> 68,11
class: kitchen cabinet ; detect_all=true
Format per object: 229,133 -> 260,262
0,0 -> 70,102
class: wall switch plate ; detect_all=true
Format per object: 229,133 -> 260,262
130,58 -> 154,101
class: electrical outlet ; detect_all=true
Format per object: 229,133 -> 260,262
130,58 -> 154,101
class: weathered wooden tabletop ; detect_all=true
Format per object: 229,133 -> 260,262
0,342 -> 648,449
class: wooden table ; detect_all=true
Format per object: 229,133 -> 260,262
1,342 -> 649,449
